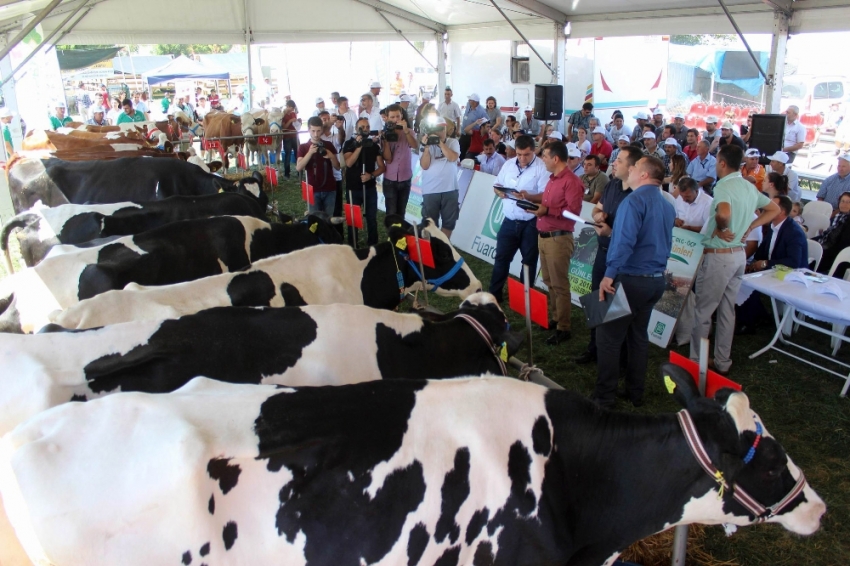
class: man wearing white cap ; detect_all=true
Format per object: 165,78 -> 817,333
521,106 -> 541,138
398,94 -> 412,114
630,111 -> 649,142
703,116 -> 721,154
673,113 -> 689,146
609,135 -> 630,165
741,148 -> 765,190
49,102 -> 73,131
312,97 -> 326,117
641,131 -> 664,160
590,126 -> 613,171
1,107 -> 15,157
815,154 -> 850,209
85,105 -> 108,127
766,151 -> 800,202
690,145 -> 779,375
651,108 -> 665,136
459,93 -> 488,158
437,87 -> 461,132
718,121 -> 746,151
369,81 -> 382,107
566,144 -> 584,176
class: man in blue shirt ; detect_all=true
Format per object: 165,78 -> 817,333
459,93 -> 488,158
686,140 -> 717,193
591,155 -> 675,408
816,154 -> 850,210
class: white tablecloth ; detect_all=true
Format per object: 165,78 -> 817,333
738,270 -> 850,327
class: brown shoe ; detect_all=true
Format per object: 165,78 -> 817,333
708,358 -> 731,376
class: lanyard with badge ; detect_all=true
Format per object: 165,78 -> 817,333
511,156 -> 534,189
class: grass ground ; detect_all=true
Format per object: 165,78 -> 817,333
2,170 -> 848,565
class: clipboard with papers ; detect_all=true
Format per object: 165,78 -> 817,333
494,184 -> 539,212
562,209 -> 601,228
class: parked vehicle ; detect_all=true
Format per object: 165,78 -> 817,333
781,75 -> 849,115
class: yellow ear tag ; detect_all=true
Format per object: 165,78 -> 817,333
664,375 -> 676,394
395,238 -> 407,251
218,188 -> 224,193
309,223 -> 318,233
499,342 -> 509,362
391,223 -> 402,228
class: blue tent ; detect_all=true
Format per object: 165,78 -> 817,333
143,55 -> 229,85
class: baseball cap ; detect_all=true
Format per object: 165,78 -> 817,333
548,131 -> 563,140
567,146 -> 582,158
618,135 -> 630,142
468,93 -> 480,102
674,112 -> 685,119
642,131 -> 656,140
745,148 -> 761,158
505,140 -> 516,149
91,105 -> 105,113
705,115 -> 719,124
0,108 -> 14,118
840,153 -> 850,164
592,126 -> 607,135
652,108 -> 664,116
663,138 -> 678,146
421,92 -> 432,99
633,111 -> 649,120
315,97 -> 324,104
767,151 -> 789,164
370,81 -> 381,88
721,121 -> 735,129
524,105 -> 533,112
400,94 -> 412,103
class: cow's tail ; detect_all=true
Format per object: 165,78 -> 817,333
0,212 -> 37,274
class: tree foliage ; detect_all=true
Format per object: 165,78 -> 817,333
153,44 -> 232,57
670,34 -> 736,46
56,44 -> 116,50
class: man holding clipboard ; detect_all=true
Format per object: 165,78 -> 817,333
489,135 -> 550,303
591,155 -> 675,408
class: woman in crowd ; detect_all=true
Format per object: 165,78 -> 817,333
665,154 -> 688,192
815,191 -> 850,277
105,98 -> 122,125
763,172 -> 789,199
484,96 -> 503,133
575,125 -> 591,158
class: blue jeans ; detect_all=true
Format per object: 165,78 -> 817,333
348,186 -> 378,246
309,191 -> 336,216
488,217 -> 539,301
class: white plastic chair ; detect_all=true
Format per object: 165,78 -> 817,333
828,247 -> 850,355
804,214 -> 831,239
803,200 -> 834,219
807,239 -> 823,272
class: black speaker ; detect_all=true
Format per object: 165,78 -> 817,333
534,84 -> 563,122
749,114 -> 786,163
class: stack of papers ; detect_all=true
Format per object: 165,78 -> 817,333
814,282 -> 846,300
782,271 -> 811,287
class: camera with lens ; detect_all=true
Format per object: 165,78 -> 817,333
313,140 -> 326,156
356,128 -> 374,149
421,121 -> 443,146
383,121 -> 403,142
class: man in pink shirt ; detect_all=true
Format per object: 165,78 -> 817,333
520,140 -> 584,345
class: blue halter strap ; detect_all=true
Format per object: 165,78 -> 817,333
400,251 -> 466,292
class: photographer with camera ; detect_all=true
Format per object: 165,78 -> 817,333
320,110 -> 345,233
296,116 -> 341,215
342,118 -> 386,246
419,116 -> 461,238
381,104 -> 418,218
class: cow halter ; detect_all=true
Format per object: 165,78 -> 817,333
677,410 -> 808,523
401,251 -> 466,292
455,314 -> 508,376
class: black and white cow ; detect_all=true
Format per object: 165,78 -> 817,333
0,294 -> 517,438
0,369 -> 824,566
12,214 -> 342,304
47,218 -> 482,331
6,157 -> 267,213
1,192 -> 267,270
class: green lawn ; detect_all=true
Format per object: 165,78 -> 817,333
2,169 -> 847,565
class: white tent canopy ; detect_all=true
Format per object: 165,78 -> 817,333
1,0 -> 850,46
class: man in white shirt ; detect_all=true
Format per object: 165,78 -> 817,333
419,116 -> 460,237
521,106 -> 542,137
673,177 -> 713,232
766,151 -> 801,202
335,96 -> 358,140
358,92 -> 383,132
488,134 -> 550,302
478,139 -> 506,176
195,96 -> 210,121
782,105 -> 806,164
132,91 -> 149,119
438,87 -> 462,132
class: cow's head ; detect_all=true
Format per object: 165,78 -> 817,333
241,112 -> 266,137
267,110 -> 284,135
303,213 -> 344,245
7,158 -> 71,213
231,171 -> 268,211
384,215 -> 482,298
458,292 -> 524,356
662,363 -> 825,536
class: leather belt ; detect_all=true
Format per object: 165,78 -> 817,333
704,246 -> 744,254
624,273 -> 664,278
539,230 -> 572,239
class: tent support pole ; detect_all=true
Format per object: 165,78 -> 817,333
764,9 -> 789,113
487,0 -> 555,77
436,32 -> 446,98
243,0 -> 252,109
0,0 -> 63,64
0,0 -> 92,90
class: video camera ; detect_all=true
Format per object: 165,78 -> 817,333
313,140 -> 326,155
356,128 -> 375,149
421,117 -> 444,146
383,121 -> 403,142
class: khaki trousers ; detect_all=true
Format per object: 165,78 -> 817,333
538,233 -> 575,331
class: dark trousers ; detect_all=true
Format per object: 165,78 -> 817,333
488,217 -> 539,301
332,180 -> 344,237
595,275 -> 666,403
282,137 -> 297,176
586,245 -> 608,355
383,178 -> 411,218
736,291 -> 769,327
348,185 -> 378,246
459,134 -> 471,158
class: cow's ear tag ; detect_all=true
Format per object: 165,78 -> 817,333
499,342 -> 508,362
309,223 -> 318,233
395,238 -> 407,251
664,375 -> 676,394
391,223 -> 402,228
218,188 -> 224,193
